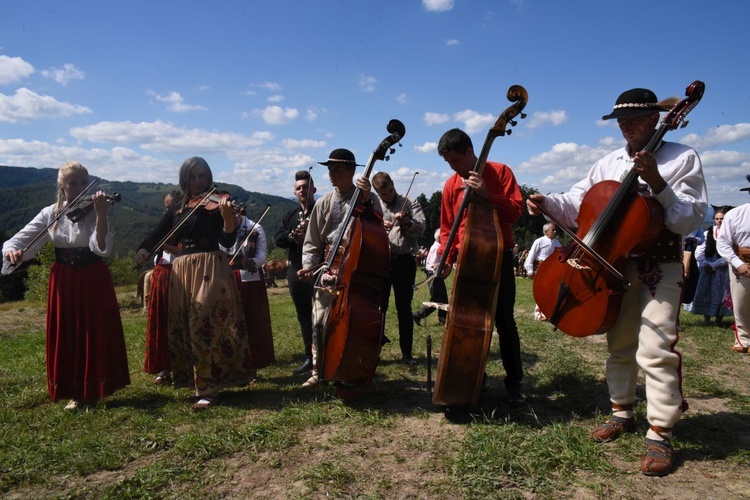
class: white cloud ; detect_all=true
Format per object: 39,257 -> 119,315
396,93 -> 407,105
359,74 -> 377,92
518,141 -> 610,193
257,105 -> 299,125
415,142 -> 437,154
281,138 -> 326,149
681,123 -> 750,150
526,110 -> 568,130
424,112 -> 449,126
446,39 -> 459,46
305,108 -> 318,121
252,82 -> 282,92
0,55 -> 34,84
453,109 -> 494,134
423,0 -> 453,12
69,120 -> 274,154
268,94 -> 284,103
147,90 -> 207,112
41,63 -> 85,86
0,138 -> 173,181
0,87 -> 92,123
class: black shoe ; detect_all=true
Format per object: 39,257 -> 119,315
507,387 -> 526,406
293,358 -> 313,375
412,313 -> 422,327
402,357 -> 418,366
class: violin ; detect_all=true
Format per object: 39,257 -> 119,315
66,192 -> 122,223
186,191 -> 245,215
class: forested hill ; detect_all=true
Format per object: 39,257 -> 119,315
0,165 -> 296,258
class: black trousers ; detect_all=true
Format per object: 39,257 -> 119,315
383,253 -> 417,359
495,249 -> 523,390
287,266 -> 314,359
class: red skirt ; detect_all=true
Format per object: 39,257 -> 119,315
46,259 -> 130,403
144,263 -> 171,373
233,270 -> 275,369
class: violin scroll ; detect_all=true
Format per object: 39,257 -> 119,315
490,85 -> 529,138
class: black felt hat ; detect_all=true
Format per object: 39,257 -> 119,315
741,174 -> 750,192
602,88 -> 661,120
317,148 -> 361,168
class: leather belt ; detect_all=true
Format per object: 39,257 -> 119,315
55,247 -> 102,268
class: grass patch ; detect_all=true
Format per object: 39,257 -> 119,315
1,277 -> 749,497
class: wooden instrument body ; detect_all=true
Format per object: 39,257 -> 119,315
433,202 -> 503,406
321,207 -> 390,386
533,180 -> 664,337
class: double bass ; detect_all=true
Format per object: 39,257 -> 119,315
432,86 -> 528,407
316,119 -> 406,392
532,80 -> 705,337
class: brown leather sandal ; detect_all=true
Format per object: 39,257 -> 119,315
641,438 -> 674,476
590,416 -> 636,442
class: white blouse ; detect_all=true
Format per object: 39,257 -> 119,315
2,203 -> 112,263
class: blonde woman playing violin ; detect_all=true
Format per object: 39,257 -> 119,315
2,161 -> 130,411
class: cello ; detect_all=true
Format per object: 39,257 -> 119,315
432,86 -> 528,407
316,119 -> 406,391
532,80 -> 705,337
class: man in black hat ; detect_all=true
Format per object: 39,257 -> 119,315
297,148 -> 383,388
717,175 -> 750,353
527,87 -> 708,476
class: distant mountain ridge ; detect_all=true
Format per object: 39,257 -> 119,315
0,165 -> 296,257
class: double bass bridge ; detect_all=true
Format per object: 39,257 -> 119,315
566,258 -> 591,271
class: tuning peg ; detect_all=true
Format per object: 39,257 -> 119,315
509,119 -> 518,127
385,155 -> 391,161
390,148 -> 396,154
521,113 -> 527,119
681,120 -> 689,129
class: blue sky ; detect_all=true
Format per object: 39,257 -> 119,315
2,0 -> 750,209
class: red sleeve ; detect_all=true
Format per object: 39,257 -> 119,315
484,162 -> 523,224
438,175 -> 461,266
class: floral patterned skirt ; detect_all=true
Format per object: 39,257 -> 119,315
168,251 -> 252,396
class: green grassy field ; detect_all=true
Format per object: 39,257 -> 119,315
1,276 -> 749,499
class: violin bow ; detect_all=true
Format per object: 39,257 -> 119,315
2,179 -> 98,275
415,85 -> 528,289
520,187 -> 626,283
387,171 -> 419,234
146,185 -> 219,263
229,204 -> 272,266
